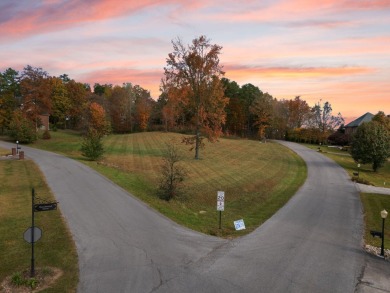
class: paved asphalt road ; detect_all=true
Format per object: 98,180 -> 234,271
1,140 -> 367,292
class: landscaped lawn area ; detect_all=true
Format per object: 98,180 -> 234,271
31,131 -> 307,237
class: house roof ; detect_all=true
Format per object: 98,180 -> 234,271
345,112 -> 374,128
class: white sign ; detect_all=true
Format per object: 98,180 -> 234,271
217,191 -> 225,211
217,191 -> 225,201
234,219 -> 246,231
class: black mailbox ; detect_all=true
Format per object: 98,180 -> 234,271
370,230 -> 383,238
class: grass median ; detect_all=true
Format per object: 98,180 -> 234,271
32,131 -> 307,237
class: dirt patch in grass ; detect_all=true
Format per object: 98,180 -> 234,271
0,267 -> 63,293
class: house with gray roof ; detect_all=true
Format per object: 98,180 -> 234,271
344,112 -> 374,136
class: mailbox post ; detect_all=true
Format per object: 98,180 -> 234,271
380,209 -> 388,257
25,188 -> 58,277
31,188 -> 35,277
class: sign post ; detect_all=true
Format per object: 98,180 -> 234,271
34,203 -> 57,212
25,188 -> 58,277
217,191 -> 225,229
31,188 -> 35,277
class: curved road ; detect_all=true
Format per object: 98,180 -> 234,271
1,140 -> 365,292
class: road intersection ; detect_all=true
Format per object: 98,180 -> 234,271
1,140 -> 388,292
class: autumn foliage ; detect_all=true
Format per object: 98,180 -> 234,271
162,36 -> 228,159
2,36 -> 374,154
86,102 -> 111,137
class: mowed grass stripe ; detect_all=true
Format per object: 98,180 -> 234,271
98,133 -> 308,234
141,133 -> 161,177
28,131 -> 306,237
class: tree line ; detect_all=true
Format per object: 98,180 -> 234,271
2,35 -> 387,162
0,37 -> 345,142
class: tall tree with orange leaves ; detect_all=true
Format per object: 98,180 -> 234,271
81,102 -> 111,160
287,96 -> 311,129
162,35 -> 228,159
132,85 -> 154,132
250,92 -> 274,140
20,65 -> 51,129
86,102 -> 111,137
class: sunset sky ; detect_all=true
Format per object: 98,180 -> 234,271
1,0 -> 389,122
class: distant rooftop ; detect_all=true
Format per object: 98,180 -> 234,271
345,112 -> 374,128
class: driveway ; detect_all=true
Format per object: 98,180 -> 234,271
0,140 -> 369,292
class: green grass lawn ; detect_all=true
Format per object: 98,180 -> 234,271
360,193 -> 390,248
31,131 -> 307,237
32,130 -> 84,159
0,154 -> 78,292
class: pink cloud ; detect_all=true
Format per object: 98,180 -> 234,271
0,0 -> 181,40
281,0 -> 390,12
208,0 -> 390,23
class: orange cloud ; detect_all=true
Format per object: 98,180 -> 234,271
225,65 -> 373,80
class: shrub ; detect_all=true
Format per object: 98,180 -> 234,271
42,129 -> 51,139
11,272 -> 24,286
81,130 -> 104,161
10,272 -> 39,289
7,111 -> 37,143
158,142 -> 187,201
26,278 -> 38,289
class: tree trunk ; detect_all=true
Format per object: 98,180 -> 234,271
195,93 -> 201,160
195,124 -> 200,160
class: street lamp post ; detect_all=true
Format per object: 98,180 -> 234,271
357,164 -> 360,179
16,141 -> 19,154
380,209 -> 388,257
